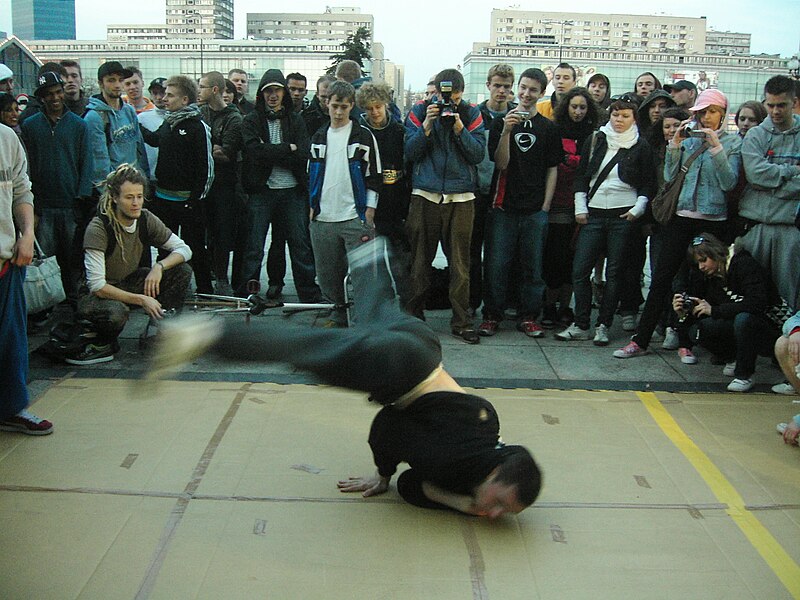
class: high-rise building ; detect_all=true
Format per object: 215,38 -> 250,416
247,7 -> 374,44
166,0 -> 233,39
490,9 -> 707,54
12,0 -> 76,40
706,30 -> 751,56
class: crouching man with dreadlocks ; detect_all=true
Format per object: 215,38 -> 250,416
66,164 -> 193,365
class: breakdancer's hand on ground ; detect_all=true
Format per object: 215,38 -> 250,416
337,473 -> 390,497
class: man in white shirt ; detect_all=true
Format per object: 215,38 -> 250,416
307,80 -> 390,326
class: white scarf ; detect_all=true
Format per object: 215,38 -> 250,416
600,122 -> 639,150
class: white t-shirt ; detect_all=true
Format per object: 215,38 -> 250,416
317,122 -> 358,222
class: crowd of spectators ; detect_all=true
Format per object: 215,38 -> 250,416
1,57 -> 799,440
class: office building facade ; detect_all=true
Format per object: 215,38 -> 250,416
12,0 -> 76,40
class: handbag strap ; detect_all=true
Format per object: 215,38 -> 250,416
679,141 -> 710,173
588,149 -> 627,200
33,236 -> 45,259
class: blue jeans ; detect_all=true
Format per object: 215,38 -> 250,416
572,212 -> 633,329
483,208 -> 548,321
239,187 -> 318,299
0,265 -> 29,418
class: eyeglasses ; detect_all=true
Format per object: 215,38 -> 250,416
691,236 -> 706,246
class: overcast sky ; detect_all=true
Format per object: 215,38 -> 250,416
2,1 -> 798,88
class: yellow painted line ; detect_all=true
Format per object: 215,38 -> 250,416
637,391 -> 800,599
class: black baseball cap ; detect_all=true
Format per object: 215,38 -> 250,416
97,61 -> 133,81
664,80 -> 697,93
34,71 -> 64,97
148,77 -> 167,92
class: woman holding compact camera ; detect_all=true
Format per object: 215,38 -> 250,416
672,233 -> 780,392
615,89 -> 742,359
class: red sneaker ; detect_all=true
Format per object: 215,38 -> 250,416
518,320 -> 544,338
478,320 -> 499,336
0,410 -> 54,435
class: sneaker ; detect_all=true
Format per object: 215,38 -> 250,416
64,342 -> 117,365
727,378 -> 754,393
143,315 -> 224,384
541,305 -> 557,329
613,340 -> 649,359
555,323 -> 590,341
266,284 -> 284,300
621,314 -> 637,332
777,422 -> 788,434
452,328 -> 480,344
518,320 -> 544,338
478,320 -> 499,337
771,382 -> 798,396
678,348 -> 698,364
593,324 -> 609,346
723,361 -> 736,377
662,327 -> 679,350
0,409 -> 53,435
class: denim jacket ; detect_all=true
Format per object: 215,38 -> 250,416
664,131 -> 741,216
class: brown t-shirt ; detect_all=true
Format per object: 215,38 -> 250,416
83,209 -> 171,285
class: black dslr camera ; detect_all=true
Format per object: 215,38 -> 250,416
436,81 -> 457,126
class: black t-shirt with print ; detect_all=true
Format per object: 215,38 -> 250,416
488,112 -> 563,212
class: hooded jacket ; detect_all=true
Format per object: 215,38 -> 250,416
405,98 -> 485,195
638,90 -> 675,135
241,69 -> 309,193
739,114 -> 800,225
83,94 -> 149,189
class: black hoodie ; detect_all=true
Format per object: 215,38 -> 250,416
241,68 -> 310,193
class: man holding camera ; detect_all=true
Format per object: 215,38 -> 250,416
404,69 -> 486,343
479,68 -> 561,338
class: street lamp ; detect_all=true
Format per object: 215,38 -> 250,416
788,55 -> 800,79
541,19 -> 574,62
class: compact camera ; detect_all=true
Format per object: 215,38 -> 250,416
516,110 -> 531,121
679,123 -> 707,139
681,292 -> 698,312
436,80 -> 457,125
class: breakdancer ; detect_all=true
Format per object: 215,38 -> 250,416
148,238 -> 542,518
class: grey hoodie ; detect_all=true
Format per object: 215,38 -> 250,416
740,114 -> 800,225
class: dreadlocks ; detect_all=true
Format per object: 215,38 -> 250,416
98,163 -> 149,263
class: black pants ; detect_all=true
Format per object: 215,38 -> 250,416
152,197 -> 212,294
213,238 -> 442,404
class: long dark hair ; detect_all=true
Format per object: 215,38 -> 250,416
647,107 -> 691,155
554,87 -> 599,129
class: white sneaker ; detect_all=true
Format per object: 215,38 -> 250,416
723,361 -> 736,377
776,422 -> 788,434
621,314 -> 637,332
593,324 -> 609,346
555,323 -> 590,341
662,327 -> 679,350
771,382 -> 798,396
727,377 -> 754,393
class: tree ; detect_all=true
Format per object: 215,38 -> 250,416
327,26 -> 372,76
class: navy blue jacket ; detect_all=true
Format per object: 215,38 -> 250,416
21,109 -> 94,209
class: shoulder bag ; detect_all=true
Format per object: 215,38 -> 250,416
24,237 -> 66,314
651,142 -> 709,226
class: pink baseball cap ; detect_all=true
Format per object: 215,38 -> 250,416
689,89 -> 728,112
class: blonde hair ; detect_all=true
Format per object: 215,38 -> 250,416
98,164 -> 149,263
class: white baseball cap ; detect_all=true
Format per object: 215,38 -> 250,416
0,64 -> 13,82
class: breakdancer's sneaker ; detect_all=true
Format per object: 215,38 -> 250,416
141,315 -> 223,388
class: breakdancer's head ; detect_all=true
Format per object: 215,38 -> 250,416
472,446 -> 542,518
